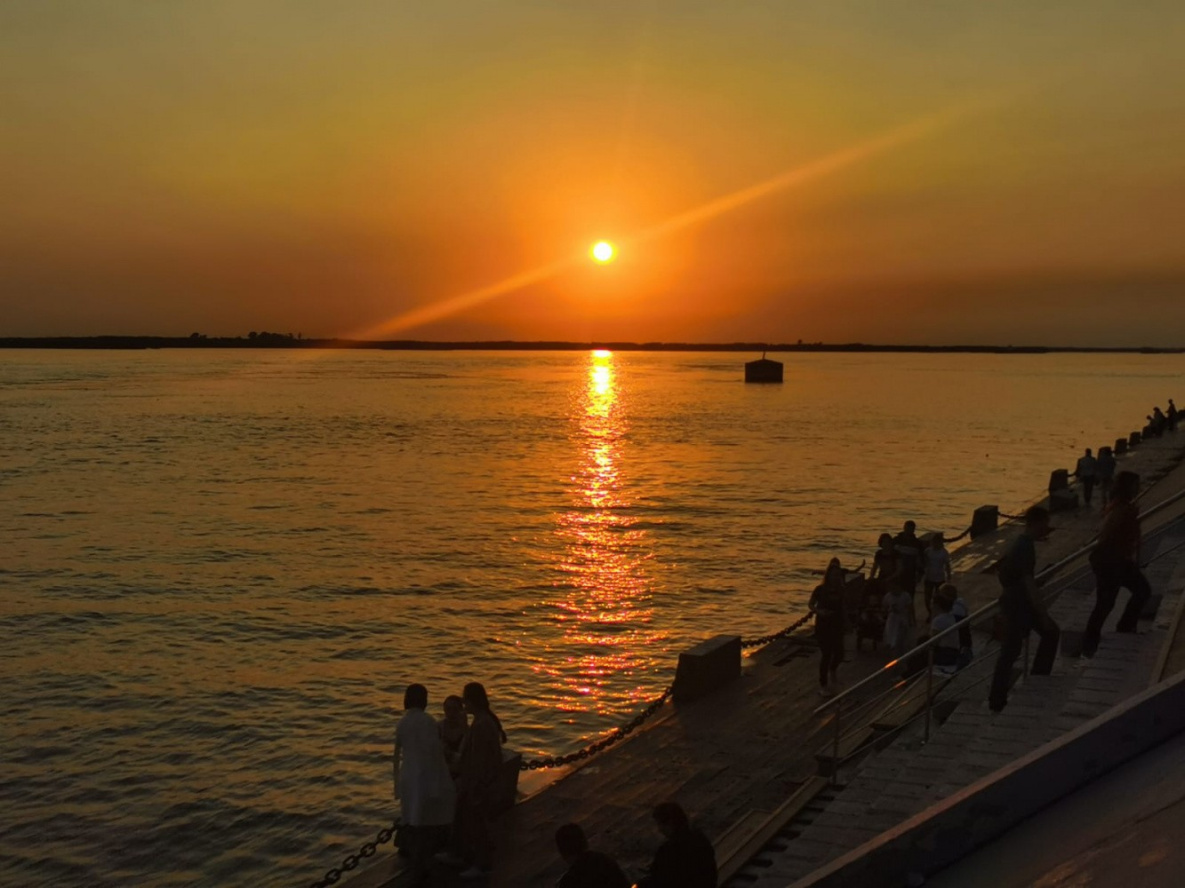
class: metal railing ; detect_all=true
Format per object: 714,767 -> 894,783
812,485 -> 1185,784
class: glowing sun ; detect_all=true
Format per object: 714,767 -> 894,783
591,241 -> 616,263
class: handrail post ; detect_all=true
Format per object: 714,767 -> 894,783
924,643 -> 935,743
830,699 -> 842,786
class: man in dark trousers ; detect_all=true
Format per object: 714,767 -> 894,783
988,505 -> 1061,713
554,822 -> 629,888
637,802 -> 717,888
1083,471 -> 1151,658
1074,448 -> 1099,506
893,520 -> 925,596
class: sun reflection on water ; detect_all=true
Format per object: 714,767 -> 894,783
537,350 -> 667,718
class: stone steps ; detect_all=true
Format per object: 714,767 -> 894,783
724,519 -> 1185,888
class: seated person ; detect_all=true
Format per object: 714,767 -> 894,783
637,803 -> 716,888
931,584 -> 970,672
555,823 -> 629,888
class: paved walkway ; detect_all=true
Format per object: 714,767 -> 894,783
343,429 -> 1185,888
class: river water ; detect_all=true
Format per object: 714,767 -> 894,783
1,348 -> 1180,886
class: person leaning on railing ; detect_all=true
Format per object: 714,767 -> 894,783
988,506 -> 1061,713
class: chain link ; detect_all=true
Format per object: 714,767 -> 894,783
740,610 -> 815,649
310,821 -> 399,888
943,523 -> 974,543
519,683 -> 674,770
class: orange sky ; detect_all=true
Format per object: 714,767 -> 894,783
1,2 -> 1183,345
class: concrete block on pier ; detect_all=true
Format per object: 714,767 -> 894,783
1114,437 -> 1128,454
673,634 -> 741,703
970,505 -> 999,539
1049,488 -> 1078,512
492,747 -> 523,813
1048,469 -> 1070,493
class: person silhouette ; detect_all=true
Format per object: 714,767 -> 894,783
988,507 -> 1060,713
394,684 -> 456,884
809,558 -> 847,696
637,803 -> 717,888
554,823 -> 629,888
1083,471 -> 1151,658
1074,448 -> 1098,506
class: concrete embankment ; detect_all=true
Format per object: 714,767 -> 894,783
341,421 -> 1185,888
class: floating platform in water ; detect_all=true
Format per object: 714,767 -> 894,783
744,353 -> 784,383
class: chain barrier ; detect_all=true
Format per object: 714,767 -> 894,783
740,610 -> 815,649
943,524 -> 974,544
519,609 -> 818,773
310,821 -> 399,888
998,510 -> 1027,521
520,683 -> 674,771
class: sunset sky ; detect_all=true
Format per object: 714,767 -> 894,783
2,1 -> 1183,345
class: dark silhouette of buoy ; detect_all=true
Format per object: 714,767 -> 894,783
744,351 -> 783,383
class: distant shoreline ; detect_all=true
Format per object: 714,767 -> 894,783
0,336 -> 1183,354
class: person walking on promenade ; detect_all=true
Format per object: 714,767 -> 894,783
1168,399 -> 1178,431
893,521 -> 924,596
1097,446 -> 1117,506
922,532 -> 952,619
554,823 -> 630,888
394,683 -> 457,884
988,506 -> 1060,713
809,559 -> 847,696
438,681 -> 506,879
870,533 -> 900,595
1074,448 -> 1099,506
1083,471 -> 1151,658
637,802 -> 717,888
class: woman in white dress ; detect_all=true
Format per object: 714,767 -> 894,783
394,683 -> 457,884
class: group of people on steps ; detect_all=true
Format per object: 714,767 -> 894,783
809,460 -> 1158,711
990,468 -> 1152,711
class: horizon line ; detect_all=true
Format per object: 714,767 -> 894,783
1,336 -> 1183,354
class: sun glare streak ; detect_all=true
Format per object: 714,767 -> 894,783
358,258 -> 572,339
358,101 -> 990,339
629,108 -> 965,247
